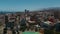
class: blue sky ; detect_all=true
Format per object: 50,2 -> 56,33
0,0 -> 60,11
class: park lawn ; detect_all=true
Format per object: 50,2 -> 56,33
22,31 -> 40,34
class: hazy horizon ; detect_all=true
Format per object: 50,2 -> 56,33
0,0 -> 60,11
